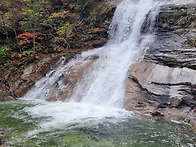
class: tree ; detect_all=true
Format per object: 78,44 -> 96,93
0,1 -> 12,50
0,0 -> 24,52
19,0 -> 46,57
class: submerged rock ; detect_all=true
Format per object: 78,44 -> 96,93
0,129 -> 5,146
124,3 -> 196,130
3,96 -> 15,102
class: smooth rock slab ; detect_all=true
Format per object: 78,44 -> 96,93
124,61 -> 196,130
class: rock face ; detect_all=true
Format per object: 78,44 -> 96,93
9,55 -> 65,98
47,54 -> 99,101
124,3 -> 196,130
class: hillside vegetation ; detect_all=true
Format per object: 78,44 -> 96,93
0,0 -> 115,95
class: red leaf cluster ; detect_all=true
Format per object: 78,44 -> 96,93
16,32 -> 44,46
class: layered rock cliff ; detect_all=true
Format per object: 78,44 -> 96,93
124,3 -> 196,130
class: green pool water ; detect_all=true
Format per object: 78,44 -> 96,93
0,100 -> 195,147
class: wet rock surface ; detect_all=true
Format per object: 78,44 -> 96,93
124,3 -> 196,130
47,54 -> 99,101
0,129 -> 5,146
8,55 -> 61,98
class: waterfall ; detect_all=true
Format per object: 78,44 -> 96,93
21,0 -> 165,134
23,0 -> 162,108
69,0 -> 162,107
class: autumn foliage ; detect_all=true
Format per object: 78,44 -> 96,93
16,32 -> 43,46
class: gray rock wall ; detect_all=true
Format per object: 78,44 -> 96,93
124,3 -> 196,130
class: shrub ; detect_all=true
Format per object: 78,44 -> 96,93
0,46 -> 9,64
16,32 -> 44,46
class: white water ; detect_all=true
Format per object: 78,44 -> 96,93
168,0 -> 196,5
21,0 -> 188,135
67,0 -> 162,107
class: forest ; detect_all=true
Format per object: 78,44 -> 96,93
0,0 -> 114,94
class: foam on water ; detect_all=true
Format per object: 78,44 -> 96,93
167,0 -> 195,5
24,100 -> 132,136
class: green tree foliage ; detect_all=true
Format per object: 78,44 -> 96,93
0,2 -> 12,50
0,46 -> 8,64
0,0 -> 109,59
19,0 -> 47,57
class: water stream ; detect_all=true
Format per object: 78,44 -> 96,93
0,0 -> 196,146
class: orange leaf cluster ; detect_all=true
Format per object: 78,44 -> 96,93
50,10 -> 69,18
16,32 -> 43,46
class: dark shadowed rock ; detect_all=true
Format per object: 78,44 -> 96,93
92,40 -> 107,48
0,129 -> 5,146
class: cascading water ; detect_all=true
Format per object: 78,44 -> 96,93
23,0 -> 161,107
22,0 -> 196,106
1,0 -> 196,146
19,0 -> 164,135
67,1 -> 161,108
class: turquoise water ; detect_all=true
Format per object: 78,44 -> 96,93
0,100 -> 195,147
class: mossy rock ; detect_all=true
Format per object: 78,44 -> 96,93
0,93 -> 12,102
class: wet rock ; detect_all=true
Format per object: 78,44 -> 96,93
0,129 -> 5,146
151,111 -> 164,117
146,4 -> 196,69
107,0 -> 122,7
10,78 -> 35,97
92,39 -> 108,48
124,3 -> 196,131
84,54 -> 99,60
3,96 -> 15,102
125,60 -> 196,130
168,96 -> 182,107
47,55 -> 99,101
9,55 -> 60,97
